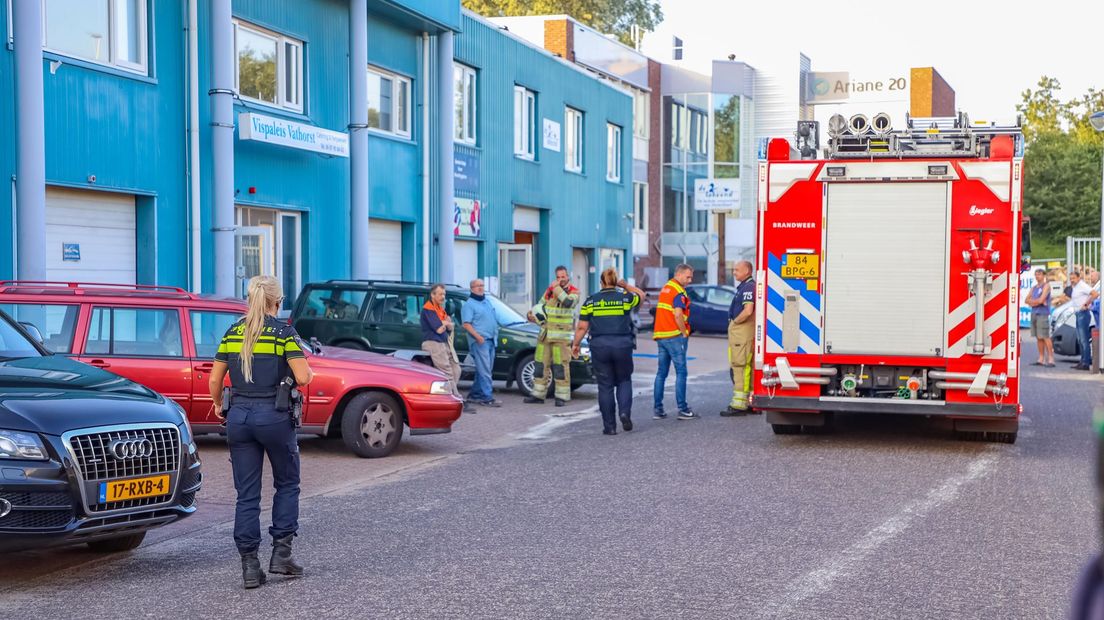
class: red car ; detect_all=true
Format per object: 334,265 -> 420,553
0,281 -> 463,458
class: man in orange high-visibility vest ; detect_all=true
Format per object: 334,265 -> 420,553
653,263 -> 698,420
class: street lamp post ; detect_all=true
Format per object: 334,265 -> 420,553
1091,110 -> 1104,371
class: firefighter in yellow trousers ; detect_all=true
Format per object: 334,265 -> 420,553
722,261 -> 757,416
525,265 -> 580,407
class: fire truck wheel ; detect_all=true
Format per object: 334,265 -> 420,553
771,424 -> 803,435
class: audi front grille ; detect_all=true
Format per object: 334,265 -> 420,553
67,425 -> 181,514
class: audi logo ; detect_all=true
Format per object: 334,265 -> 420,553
109,438 -> 155,460
0,498 -> 10,519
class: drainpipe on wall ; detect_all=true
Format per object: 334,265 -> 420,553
13,0 -> 46,281
349,0 -> 370,279
436,30 -> 455,285
188,0 -> 201,292
422,32 -> 430,281
210,0 -> 235,297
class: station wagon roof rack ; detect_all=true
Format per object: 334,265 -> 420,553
321,279 -> 466,289
0,281 -> 201,299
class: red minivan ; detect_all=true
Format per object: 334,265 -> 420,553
0,281 -> 463,458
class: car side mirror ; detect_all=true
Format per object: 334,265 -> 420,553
19,322 -> 44,344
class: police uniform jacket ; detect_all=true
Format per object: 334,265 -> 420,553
215,316 -> 306,398
580,287 -> 640,349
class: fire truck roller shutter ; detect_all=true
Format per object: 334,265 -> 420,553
823,182 -> 948,357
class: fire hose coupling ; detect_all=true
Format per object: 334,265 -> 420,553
840,374 -> 858,394
934,381 -> 1010,398
960,230 -> 1001,268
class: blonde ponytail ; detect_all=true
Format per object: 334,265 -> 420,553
240,275 -> 283,383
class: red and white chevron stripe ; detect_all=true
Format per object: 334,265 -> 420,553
946,274 -> 1010,359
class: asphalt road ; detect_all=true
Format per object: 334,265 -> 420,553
0,335 -> 1098,619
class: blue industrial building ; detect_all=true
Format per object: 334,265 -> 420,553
0,0 -> 631,312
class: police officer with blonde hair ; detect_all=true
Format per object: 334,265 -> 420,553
572,268 -> 645,434
209,275 -> 313,589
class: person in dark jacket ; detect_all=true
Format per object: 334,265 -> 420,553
572,268 -> 645,435
209,275 -> 313,589
421,283 -> 468,408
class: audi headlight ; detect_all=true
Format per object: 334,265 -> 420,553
429,381 -> 452,395
0,429 -> 48,461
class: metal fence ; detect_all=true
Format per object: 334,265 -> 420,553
1066,236 -> 1101,274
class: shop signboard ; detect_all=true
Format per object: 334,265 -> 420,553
238,112 -> 349,157
694,178 -> 740,211
454,198 -> 482,238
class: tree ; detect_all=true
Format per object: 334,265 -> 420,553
1017,76 -> 1064,144
462,0 -> 662,47
1019,77 -> 1104,247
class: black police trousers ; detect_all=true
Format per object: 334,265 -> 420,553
591,344 -> 634,432
227,399 -> 300,553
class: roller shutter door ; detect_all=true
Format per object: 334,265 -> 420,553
454,240 -> 480,287
45,188 -> 136,284
368,219 -> 403,281
823,182 -> 947,356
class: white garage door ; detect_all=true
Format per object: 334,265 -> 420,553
454,240 -> 479,287
368,219 -> 403,281
46,188 -> 136,284
823,182 -> 948,356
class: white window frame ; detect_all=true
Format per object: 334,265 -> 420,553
513,86 -> 536,159
565,106 -> 583,173
233,20 -> 304,112
632,89 -> 649,139
36,0 -> 149,75
606,123 -> 622,183
368,66 -> 412,139
633,182 -> 647,233
454,63 -> 477,145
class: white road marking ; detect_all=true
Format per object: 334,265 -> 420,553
764,449 -> 1000,617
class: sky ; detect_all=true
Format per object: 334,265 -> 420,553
652,0 -> 1102,122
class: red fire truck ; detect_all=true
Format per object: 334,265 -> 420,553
752,113 -> 1025,443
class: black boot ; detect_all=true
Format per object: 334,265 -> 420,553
269,535 -> 304,576
555,398 -> 566,407
241,550 -> 266,589
523,396 -> 544,404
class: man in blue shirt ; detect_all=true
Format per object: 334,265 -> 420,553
722,260 -> 756,416
461,279 -> 501,407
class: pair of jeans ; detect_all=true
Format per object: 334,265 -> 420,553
591,344 -> 634,432
468,338 -> 496,402
1077,309 -> 1094,367
227,401 -> 300,554
653,336 -> 689,413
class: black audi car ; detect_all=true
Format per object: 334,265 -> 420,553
0,311 -> 202,553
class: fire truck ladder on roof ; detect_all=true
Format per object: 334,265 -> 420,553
823,112 -> 1023,160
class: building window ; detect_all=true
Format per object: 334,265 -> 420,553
606,123 -> 622,183
40,0 -> 148,74
513,86 -> 536,159
367,67 -> 412,138
565,107 -> 584,173
454,63 -> 477,145
672,36 -> 683,61
632,89 -> 649,139
633,182 -> 647,233
234,20 -> 303,112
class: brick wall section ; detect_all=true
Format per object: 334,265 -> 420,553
543,19 -> 574,61
910,67 -> 956,117
640,58 -> 664,286
929,68 -> 956,117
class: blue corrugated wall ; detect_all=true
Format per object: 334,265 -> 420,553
453,13 -> 633,291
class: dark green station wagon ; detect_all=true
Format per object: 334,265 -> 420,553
290,281 -> 594,397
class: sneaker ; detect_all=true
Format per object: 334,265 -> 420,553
480,399 -> 503,408
620,416 -> 633,431
677,410 -> 700,420
720,407 -> 747,417
523,396 -> 545,404
463,402 -> 477,414
653,411 -> 667,420
602,429 -> 618,436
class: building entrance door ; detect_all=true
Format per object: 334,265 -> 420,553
235,226 -> 273,299
498,244 -> 533,315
